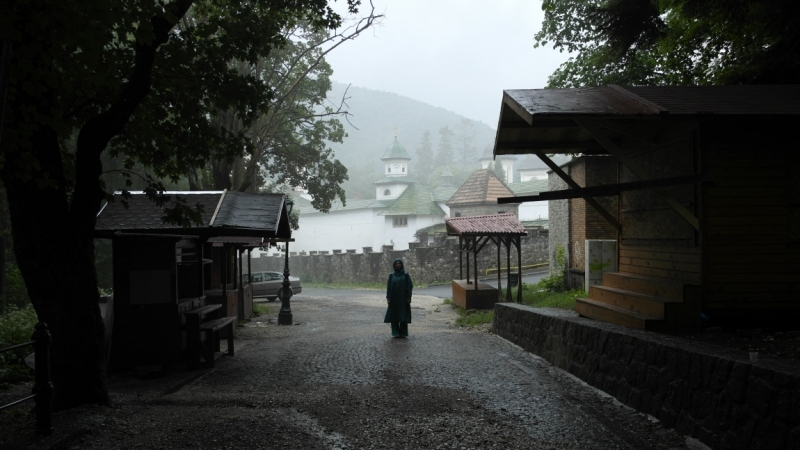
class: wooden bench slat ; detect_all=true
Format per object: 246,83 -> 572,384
199,317 -> 236,332
186,304 -> 221,317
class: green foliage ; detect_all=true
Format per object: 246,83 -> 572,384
414,131 -> 435,183
491,161 -> 506,183
453,306 -> 494,328
434,126 -> 455,168
1,262 -> 31,311
515,285 -> 586,310
535,243 -> 568,293
252,303 -> 270,317
535,0 -> 800,87
0,305 -> 38,385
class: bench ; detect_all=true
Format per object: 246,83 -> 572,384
185,305 -> 235,368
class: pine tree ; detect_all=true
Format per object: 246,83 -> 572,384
492,161 -> 506,183
435,126 -> 455,168
415,130 -> 434,184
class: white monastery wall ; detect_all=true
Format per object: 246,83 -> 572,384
519,202 -> 548,220
293,208 -> 378,253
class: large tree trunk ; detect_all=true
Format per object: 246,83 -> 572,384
1,122 -> 109,410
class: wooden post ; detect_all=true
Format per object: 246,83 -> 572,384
465,237 -> 471,285
222,246 -> 227,299
506,239 -> 512,302
516,237 -> 522,304
474,242 -> 479,291
459,236 -> 463,280
247,249 -> 251,282
496,237 -> 501,300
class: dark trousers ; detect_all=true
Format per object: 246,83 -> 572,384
391,321 -> 408,337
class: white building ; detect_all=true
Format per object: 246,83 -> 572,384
478,145 -> 517,183
290,137 -> 447,253
518,154 -> 549,181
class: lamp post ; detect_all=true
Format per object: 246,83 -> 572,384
278,197 -> 294,325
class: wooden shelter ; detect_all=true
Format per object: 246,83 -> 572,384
494,85 -> 800,333
95,190 -> 292,367
445,214 -> 527,308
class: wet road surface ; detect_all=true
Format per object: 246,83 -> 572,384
199,290 -> 690,449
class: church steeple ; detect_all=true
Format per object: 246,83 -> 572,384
381,136 -> 411,177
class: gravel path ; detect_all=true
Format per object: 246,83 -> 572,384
0,291 -> 697,449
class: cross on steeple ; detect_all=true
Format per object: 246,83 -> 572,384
393,125 -> 399,138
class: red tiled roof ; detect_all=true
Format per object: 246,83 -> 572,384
445,214 -> 527,236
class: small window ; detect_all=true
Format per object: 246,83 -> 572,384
455,212 -> 462,217
402,167 -> 406,173
393,217 -> 408,227
498,211 -> 506,214
383,189 -> 391,196
387,167 -> 392,173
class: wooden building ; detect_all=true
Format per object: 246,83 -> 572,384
495,85 -> 800,333
95,190 -> 292,367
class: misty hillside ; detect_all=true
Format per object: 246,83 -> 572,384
327,82 -> 497,167
324,82 -> 498,199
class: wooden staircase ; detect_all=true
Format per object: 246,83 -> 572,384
575,272 -> 700,333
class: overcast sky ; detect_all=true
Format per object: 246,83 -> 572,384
325,0 -> 571,128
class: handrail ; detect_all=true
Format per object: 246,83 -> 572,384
0,322 -> 53,435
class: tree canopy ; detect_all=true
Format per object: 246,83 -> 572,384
536,0 -> 800,87
0,0 -> 362,410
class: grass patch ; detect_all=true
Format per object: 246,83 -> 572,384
502,284 -> 586,310
252,303 -> 271,317
442,298 -> 494,327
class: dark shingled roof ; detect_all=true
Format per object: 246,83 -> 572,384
446,169 -> 517,206
95,191 -> 291,239
445,214 -> 527,236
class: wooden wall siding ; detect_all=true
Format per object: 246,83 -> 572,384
618,243 -> 701,282
702,123 -> 800,310
615,135 -> 700,283
620,137 -> 695,242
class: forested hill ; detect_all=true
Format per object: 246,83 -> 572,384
325,82 -> 498,200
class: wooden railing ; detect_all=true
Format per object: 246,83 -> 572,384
0,322 -> 53,435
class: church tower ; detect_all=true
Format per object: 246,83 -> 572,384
375,135 -> 414,200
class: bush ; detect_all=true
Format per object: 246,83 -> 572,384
537,243 -> 567,292
1,262 -> 31,312
0,305 -> 38,386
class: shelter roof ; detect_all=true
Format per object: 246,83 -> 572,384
447,169 -> 517,206
445,214 -> 527,236
381,137 -> 411,160
95,191 -> 291,239
207,236 -> 264,247
509,179 -> 549,197
379,183 -> 445,217
494,84 -> 800,156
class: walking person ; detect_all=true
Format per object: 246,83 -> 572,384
384,258 -> 413,338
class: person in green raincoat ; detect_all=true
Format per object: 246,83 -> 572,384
384,258 -> 413,337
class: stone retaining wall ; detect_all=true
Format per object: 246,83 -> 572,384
492,303 -> 800,450
254,230 -> 549,285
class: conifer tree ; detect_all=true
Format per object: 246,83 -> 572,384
434,126 -> 455,168
415,130 -> 434,184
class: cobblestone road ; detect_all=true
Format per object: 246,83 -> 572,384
2,290 -> 698,450
183,290 -> 691,450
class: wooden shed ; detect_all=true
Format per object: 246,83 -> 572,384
494,85 -> 800,333
95,190 -> 292,367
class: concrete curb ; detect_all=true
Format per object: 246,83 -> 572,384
491,303 -> 800,450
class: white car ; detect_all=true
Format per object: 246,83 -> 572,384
247,271 -> 302,301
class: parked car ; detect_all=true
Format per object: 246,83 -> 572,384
246,271 -> 302,301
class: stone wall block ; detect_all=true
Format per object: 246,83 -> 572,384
726,362 -> 751,402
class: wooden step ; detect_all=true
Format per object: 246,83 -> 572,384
588,285 -> 681,319
575,297 -> 661,330
199,316 -> 236,332
602,272 -> 684,301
